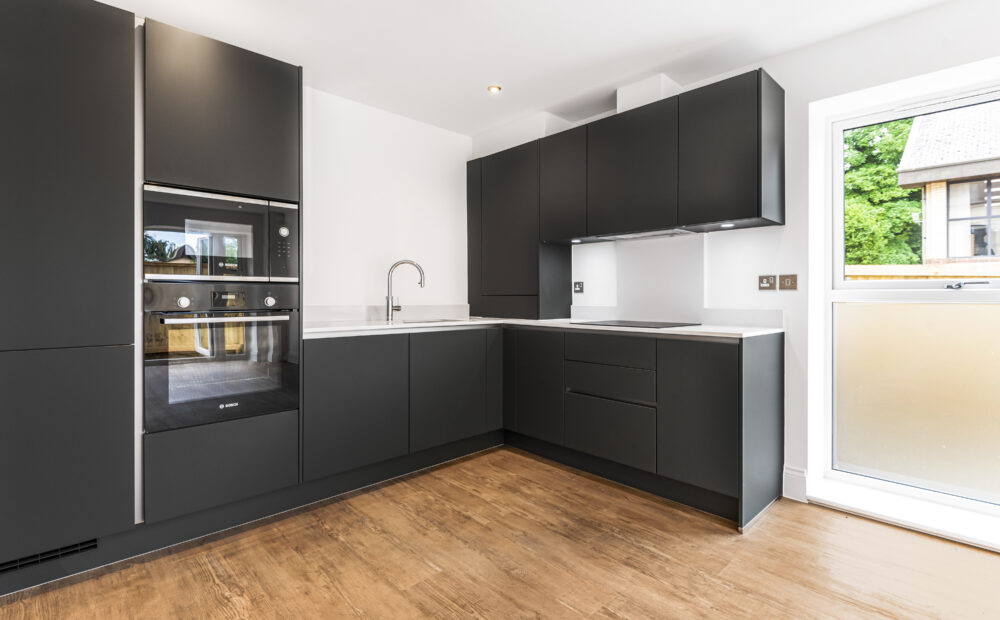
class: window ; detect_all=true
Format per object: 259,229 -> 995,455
948,178 -> 999,258
836,96 -> 1000,287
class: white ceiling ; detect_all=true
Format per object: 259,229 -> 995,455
102,0 -> 950,136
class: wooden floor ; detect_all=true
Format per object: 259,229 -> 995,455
2,447 -> 997,619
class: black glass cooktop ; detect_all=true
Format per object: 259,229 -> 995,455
572,320 -> 701,329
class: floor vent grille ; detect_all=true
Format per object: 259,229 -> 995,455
0,540 -> 98,575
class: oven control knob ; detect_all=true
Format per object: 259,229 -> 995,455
278,226 -> 290,238
176,296 -> 192,309
264,296 -> 277,308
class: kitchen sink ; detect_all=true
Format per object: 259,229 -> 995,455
399,318 -> 467,324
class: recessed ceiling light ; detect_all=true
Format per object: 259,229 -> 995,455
487,85 -> 502,94
720,223 -> 735,229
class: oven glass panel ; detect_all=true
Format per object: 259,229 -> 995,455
144,311 -> 299,432
143,191 -> 268,279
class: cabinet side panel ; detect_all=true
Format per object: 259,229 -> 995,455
740,333 -> 784,527
759,70 -> 785,225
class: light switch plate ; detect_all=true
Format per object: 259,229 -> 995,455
758,275 -> 777,291
779,274 -> 798,290
573,281 -> 584,293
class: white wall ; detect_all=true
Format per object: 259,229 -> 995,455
302,86 -> 473,317
566,0 -> 1000,500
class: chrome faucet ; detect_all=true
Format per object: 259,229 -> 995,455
386,259 -> 425,322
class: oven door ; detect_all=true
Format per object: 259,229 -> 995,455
143,187 -> 269,281
144,310 -> 299,432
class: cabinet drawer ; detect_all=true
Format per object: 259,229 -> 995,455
564,393 -> 656,472
564,360 -> 655,405
565,332 -> 656,369
145,410 -> 298,523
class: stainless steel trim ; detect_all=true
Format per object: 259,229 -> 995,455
269,277 -> 300,282
268,201 -> 299,210
161,315 -> 291,325
142,184 -> 270,206
144,274 -> 271,282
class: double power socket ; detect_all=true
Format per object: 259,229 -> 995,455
759,274 -> 797,291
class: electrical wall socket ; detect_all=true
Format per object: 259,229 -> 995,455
573,281 -> 584,293
758,275 -> 776,291
779,274 -> 798,290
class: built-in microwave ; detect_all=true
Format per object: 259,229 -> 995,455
142,185 -> 298,282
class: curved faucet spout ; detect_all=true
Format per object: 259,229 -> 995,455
387,260 -> 426,322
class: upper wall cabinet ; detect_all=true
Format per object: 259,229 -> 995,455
0,0 -> 134,351
540,126 -> 587,242
678,69 -> 784,231
481,141 -> 541,296
145,20 -> 301,201
587,96 -> 679,236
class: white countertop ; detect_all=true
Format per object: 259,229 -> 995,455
303,317 -> 783,339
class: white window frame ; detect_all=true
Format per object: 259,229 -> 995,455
832,87 -> 1000,291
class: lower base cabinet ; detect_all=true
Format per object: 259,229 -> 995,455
0,346 -> 134,563
303,334 -> 409,481
514,329 -> 565,444
144,410 -> 299,523
410,328 -> 500,452
564,393 -> 656,473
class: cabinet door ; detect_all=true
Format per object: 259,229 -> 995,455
0,346 -> 133,563
565,393 -> 656,472
657,339 -> 740,496
540,126 -> 587,242
678,71 -> 759,226
587,97 -> 678,236
0,0 -> 133,351
145,20 -> 300,201
303,335 -> 409,481
467,159 -> 485,316
410,329 -> 487,452
145,410 -> 298,523
516,329 -> 565,444
481,141 -> 539,295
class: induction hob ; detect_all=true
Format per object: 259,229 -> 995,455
572,320 -> 701,329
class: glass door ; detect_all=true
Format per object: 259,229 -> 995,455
143,311 -> 299,432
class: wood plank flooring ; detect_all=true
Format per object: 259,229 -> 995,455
2,447 -> 997,618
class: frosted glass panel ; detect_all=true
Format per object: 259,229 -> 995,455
834,302 -> 1000,504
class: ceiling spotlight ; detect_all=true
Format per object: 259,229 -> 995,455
487,85 -> 502,94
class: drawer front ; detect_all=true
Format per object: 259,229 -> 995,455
564,360 -> 655,405
564,332 -> 656,369
145,410 -> 299,523
564,393 -> 656,472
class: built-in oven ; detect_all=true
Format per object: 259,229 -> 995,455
143,282 -> 300,433
142,184 -> 299,282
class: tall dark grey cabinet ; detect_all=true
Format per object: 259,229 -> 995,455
0,0 -> 135,564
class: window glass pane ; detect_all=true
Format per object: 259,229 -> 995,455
948,218 -> 990,257
834,302 -> 1000,505
947,180 -> 988,219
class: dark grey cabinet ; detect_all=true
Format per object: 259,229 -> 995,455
410,329 -> 488,451
657,338 -> 741,497
514,329 -> 565,444
0,346 -> 133,563
482,141 -> 540,296
678,69 -> 784,231
657,334 -> 784,528
564,393 -> 656,473
587,96 -> 678,236
145,20 -> 301,201
468,147 -> 572,320
303,335 -> 409,481
145,410 -> 298,523
540,126 -> 587,242
0,0 -> 134,352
